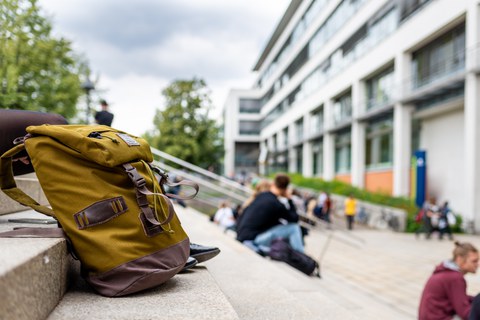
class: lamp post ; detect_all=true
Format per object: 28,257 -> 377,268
81,78 -> 95,124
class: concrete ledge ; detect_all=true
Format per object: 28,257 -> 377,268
48,266 -> 239,320
1,209 -> 240,320
0,211 -> 70,320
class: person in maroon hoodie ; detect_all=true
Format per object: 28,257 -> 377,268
419,241 -> 480,320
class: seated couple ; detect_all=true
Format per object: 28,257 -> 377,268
235,173 -> 304,254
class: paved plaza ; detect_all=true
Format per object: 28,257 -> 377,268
180,205 -> 480,319
304,221 -> 480,319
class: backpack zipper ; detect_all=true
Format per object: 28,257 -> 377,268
88,132 -> 119,144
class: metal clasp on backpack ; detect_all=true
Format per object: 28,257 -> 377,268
13,133 -> 32,145
150,164 -> 169,194
124,164 -> 147,188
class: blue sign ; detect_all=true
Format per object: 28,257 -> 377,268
414,150 -> 427,208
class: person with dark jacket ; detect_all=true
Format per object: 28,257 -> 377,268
94,99 -> 114,126
419,241 -> 479,320
236,173 -> 304,253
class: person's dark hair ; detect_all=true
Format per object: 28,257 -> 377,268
274,173 -> 290,190
292,188 -> 302,197
100,99 -> 108,106
453,241 -> 478,260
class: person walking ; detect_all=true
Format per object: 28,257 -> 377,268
344,193 -> 356,230
419,241 -> 480,320
94,99 -> 114,126
439,201 -> 454,241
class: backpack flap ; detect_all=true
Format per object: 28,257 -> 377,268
26,125 -> 153,167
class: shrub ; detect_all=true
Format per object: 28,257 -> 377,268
285,174 -> 462,233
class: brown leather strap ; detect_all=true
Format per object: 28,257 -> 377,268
150,165 -> 199,200
0,227 -> 65,238
123,163 -> 174,226
74,196 -> 128,230
0,143 -> 55,217
163,179 -> 199,200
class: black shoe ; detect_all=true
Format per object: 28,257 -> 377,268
189,243 -> 220,263
180,256 -> 198,272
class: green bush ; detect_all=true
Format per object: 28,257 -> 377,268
285,173 -> 462,233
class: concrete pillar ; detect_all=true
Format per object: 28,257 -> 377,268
303,141 -> 313,177
351,122 -> 366,188
259,140 -> 267,176
351,81 -> 365,188
323,99 -> 335,180
303,113 -> 313,177
288,123 -> 296,173
393,103 -> 413,196
392,52 -> 413,196
223,94 -> 239,178
464,2 -> 480,231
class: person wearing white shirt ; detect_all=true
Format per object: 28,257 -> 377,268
214,201 -> 236,229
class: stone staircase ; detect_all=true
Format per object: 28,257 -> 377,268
1,179 -> 418,320
1,206 -> 357,320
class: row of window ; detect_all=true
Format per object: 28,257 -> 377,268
257,0 -> 332,88
266,117 -> 393,175
258,0 -> 434,112
261,22 -> 466,135
261,2 -> 399,129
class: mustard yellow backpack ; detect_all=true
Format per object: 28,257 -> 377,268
0,124 -> 198,296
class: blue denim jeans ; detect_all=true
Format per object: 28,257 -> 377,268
254,223 -> 305,253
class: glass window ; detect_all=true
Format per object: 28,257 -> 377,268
309,107 -> 324,136
333,91 -> 352,125
234,142 -> 260,168
239,99 -> 261,114
295,118 -> 304,143
283,127 -> 289,148
365,118 -> 393,168
335,131 -> 351,173
366,66 -> 394,110
312,140 -> 323,175
412,24 -> 465,89
239,120 -> 260,135
296,146 -> 303,173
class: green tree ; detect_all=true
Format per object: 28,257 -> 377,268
145,78 -> 224,169
0,0 -> 86,119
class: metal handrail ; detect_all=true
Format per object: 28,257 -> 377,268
151,147 -> 253,195
152,160 -> 249,204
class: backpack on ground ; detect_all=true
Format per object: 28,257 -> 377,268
269,238 -> 321,278
0,124 -> 198,297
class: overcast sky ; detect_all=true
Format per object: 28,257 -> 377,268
38,0 -> 290,136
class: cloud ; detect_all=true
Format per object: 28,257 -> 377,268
38,0 -> 290,135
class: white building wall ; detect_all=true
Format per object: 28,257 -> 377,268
464,0 -> 480,231
226,0 -> 480,227
419,107 -> 465,217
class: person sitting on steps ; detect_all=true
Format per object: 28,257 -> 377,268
235,173 -> 304,254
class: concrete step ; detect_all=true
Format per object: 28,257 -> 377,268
176,205 -> 360,320
0,210 -> 71,320
0,209 -> 239,320
48,263 -> 239,320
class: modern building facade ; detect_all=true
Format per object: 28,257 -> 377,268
223,0 -> 480,230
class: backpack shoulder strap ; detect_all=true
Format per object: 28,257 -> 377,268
0,143 -> 55,217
